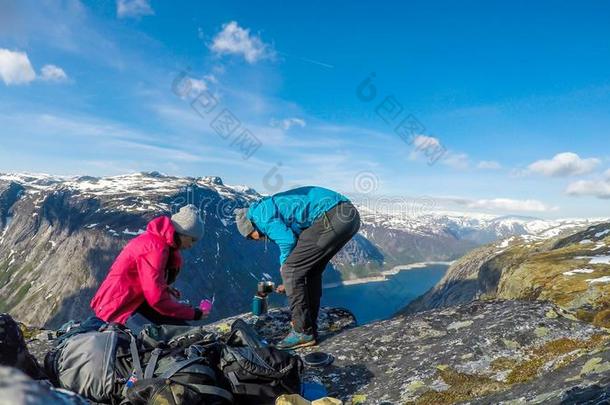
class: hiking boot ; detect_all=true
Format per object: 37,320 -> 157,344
276,329 -> 316,350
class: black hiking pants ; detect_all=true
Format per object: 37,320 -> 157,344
136,301 -> 189,326
281,202 -> 360,335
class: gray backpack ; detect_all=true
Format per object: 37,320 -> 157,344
45,328 -> 132,403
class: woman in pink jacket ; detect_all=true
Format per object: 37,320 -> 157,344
90,205 -> 211,325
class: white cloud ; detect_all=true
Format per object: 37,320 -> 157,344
190,78 -> 207,93
442,152 -> 470,170
407,135 -> 471,169
172,73 -> 219,100
464,198 -> 557,212
210,21 -> 274,63
0,49 -> 69,85
408,135 -> 448,163
0,49 -> 36,85
412,134 -> 441,150
116,0 -> 154,19
477,160 -> 502,170
40,64 -> 68,82
528,152 -> 600,177
566,178 -> 610,199
270,117 -> 306,130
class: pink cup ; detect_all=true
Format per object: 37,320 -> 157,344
199,299 -> 213,315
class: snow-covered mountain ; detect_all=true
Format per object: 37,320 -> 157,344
353,204 -> 601,272
0,172 -> 603,327
358,206 -> 600,244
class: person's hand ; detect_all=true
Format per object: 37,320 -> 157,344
199,299 -> 213,315
275,284 -> 286,294
169,287 -> 181,299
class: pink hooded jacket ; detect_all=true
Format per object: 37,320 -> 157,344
90,216 -> 195,325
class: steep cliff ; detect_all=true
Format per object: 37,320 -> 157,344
403,222 -> 610,329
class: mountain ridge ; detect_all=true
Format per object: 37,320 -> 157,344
0,171 -> 606,327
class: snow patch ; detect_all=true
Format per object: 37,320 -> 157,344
520,234 -> 543,242
590,255 -> 610,264
563,268 -> 595,276
123,228 -> 145,236
586,276 -> 610,284
0,216 -> 11,245
595,229 -> 610,238
592,242 -> 606,251
575,255 -> 610,265
497,237 -> 515,249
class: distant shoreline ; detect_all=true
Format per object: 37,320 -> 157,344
322,261 -> 454,289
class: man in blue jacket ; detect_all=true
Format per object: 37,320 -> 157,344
234,186 -> 360,349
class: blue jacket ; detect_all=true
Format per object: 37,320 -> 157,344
247,186 -> 349,264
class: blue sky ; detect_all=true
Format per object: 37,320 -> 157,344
1,0 -> 609,218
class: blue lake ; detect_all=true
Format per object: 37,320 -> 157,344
270,264 -> 448,325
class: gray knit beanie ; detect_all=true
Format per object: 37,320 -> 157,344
171,204 -> 204,240
234,207 -> 255,238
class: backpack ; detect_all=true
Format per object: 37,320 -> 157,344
219,320 -> 303,404
125,337 -> 233,405
0,313 -> 46,380
46,324 -> 233,405
135,322 -> 233,403
44,325 -> 133,403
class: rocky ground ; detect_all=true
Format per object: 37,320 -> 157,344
24,300 -> 610,405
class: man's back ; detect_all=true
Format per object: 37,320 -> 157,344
249,186 -> 349,233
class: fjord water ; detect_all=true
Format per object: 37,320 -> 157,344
271,263 -> 448,325
322,264 -> 448,324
